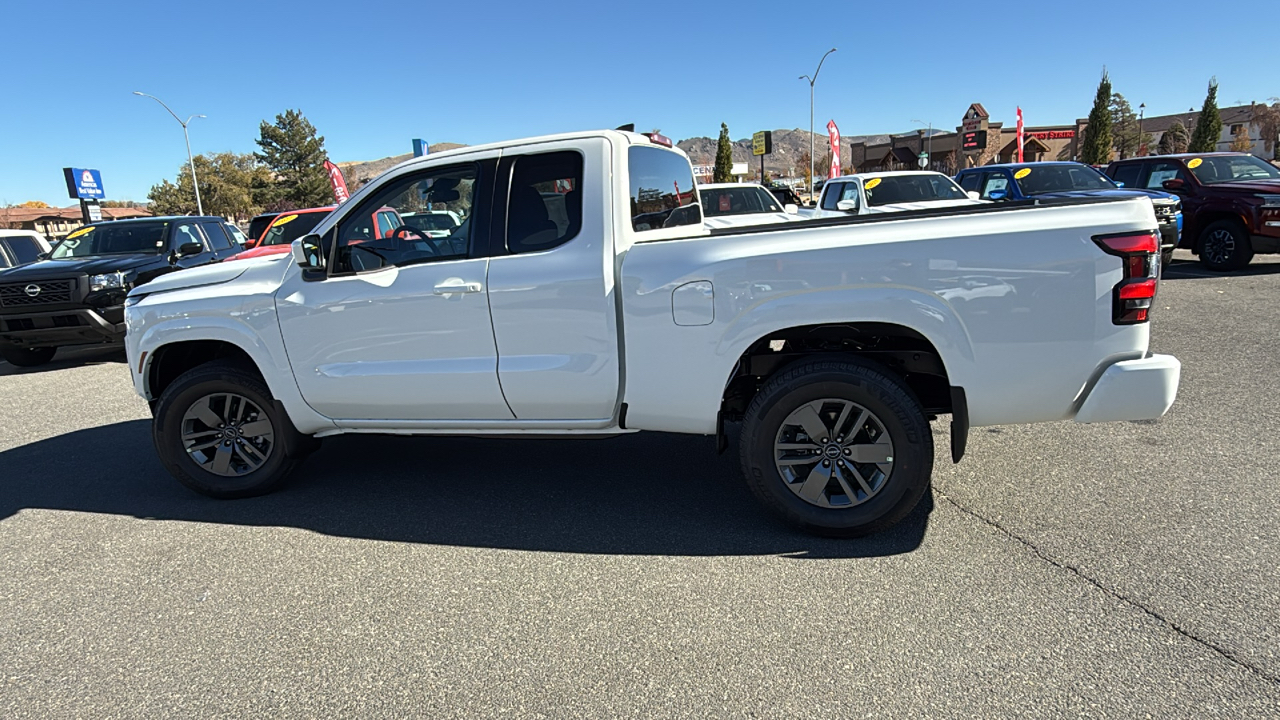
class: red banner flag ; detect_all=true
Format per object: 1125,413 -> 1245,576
1016,107 -> 1024,163
324,160 -> 350,204
827,120 -> 841,178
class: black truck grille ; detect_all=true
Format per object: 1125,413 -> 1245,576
0,279 -> 76,307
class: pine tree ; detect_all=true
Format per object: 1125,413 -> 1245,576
1188,79 -> 1223,153
1080,70 -> 1114,165
254,109 -> 333,209
713,123 -> 733,183
1158,120 -> 1190,155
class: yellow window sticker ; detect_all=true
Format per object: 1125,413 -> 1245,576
1014,168 -> 1032,179
272,214 -> 299,227
864,178 -> 882,190
65,226 -> 94,240
1187,158 -> 1203,169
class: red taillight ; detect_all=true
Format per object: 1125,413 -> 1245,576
1093,231 -> 1159,325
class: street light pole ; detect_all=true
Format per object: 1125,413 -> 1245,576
1138,103 -> 1146,156
800,48 -> 836,203
912,119 -> 933,168
133,92 -> 205,216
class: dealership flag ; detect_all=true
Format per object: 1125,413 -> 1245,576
827,120 -> 841,178
1016,107 -> 1024,163
324,160 -> 350,204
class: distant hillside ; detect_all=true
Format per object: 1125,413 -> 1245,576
337,143 -> 467,188
677,129 -> 891,175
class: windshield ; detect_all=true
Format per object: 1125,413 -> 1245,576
403,214 -> 460,232
50,222 -> 170,258
700,186 -> 782,216
1187,155 -> 1280,184
257,213 -> 327,247
864,175 -> 968,207
1014,164 -> 1115,194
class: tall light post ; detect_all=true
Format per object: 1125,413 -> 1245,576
912,118 -> 933,168
1138,103 -> 1146,156
800,48 -> 836,202
133,91 -> 205,216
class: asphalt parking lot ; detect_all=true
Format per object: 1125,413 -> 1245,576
2,251 -> 1279,718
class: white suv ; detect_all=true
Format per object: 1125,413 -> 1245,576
0,230 -> 53,269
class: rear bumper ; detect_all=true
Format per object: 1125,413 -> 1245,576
0,307 -> 125,348
1074,353 -> 1181,424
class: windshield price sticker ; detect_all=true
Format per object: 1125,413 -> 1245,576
864,178 -> 882,190
273,214 -> 299,227
1187,158 -> 1203,169
65,226 -> 94,240
1015,168 -> 1032,179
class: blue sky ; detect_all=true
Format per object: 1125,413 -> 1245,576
4,0 -> 1277,205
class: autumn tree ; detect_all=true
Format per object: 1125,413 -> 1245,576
1158,120 -> 1190,154
1188,78 -> 1223,153
148,152 -> 273,220
254,109 -> 332,209
1229,125 -> 1254,153
713,123 -> 734,183
1252,99 -> 1280,159
18,200 -> 50,208
1081,70 -> 1114,165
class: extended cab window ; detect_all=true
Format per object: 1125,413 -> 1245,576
200,221 -> 234,251
1109,163 -> 1142,188
628,146 -> 701,232
334,164 -> 476,272
957,173 -> 980,193
506,151 -> 583,254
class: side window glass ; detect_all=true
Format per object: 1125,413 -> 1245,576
1110,164 -> 1142,188
820,183 -> 845,211
627,146 -> 701,231
225,224 -> 249,247
1145,162 -> 1181,189
507,151 -> 584,254
6,237 -> 40,264
335,164 -> 477,273
199,221 -> 234,251
957,173 -> 980,192
174,223 -> 205,250
980,173 -> 1010,199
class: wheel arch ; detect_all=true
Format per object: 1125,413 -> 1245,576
147,339 -> 264,401
1192,210 -> 1251,254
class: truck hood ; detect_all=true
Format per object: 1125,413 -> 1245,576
1199,180 -> 1280,195
1029,188 -> 1179,203
866,198 -> 983,214
0,253 -> 170,280
129,261 -> 250,297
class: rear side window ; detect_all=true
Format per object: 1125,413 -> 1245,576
4,236 -> 41,264
957,173 -> 980,193
1109,163 -> 1142,188
174,223 -> 205,250
628,146 -> 701,232
980,172 -> 1011,199
200,221 -> 234,251
1144,161 -> 1185,189
377,210 -> 400,236
259,212 -> 326,247
506,151 -> 584,254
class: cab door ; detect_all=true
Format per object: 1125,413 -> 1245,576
275,155 -> 513,421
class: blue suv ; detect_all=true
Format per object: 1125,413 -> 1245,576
956,161 -> 1182,266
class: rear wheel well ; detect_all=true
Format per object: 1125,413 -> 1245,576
148,341 -> 261,400
1192,212 -> 1249,253
720,323 -> 953,423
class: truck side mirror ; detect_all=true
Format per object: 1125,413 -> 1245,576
784,203 -> 799,215
989,189 -> 1009,201
835,199 -> 858,212
177,242 -> 204,258
1162,178 -> 1187,193
292,233 -> 326,270
966,191 -> 980,201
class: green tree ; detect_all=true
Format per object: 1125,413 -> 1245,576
1158,120 -> 1190,155
1109,93 -> 1153,159
148,152 -> 273,220
254,109 -> 332,209
1188,78 -> 1223,153
713,123 -> 733,183
1080,70 -> 1114,165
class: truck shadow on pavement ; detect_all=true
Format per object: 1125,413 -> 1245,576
0,346 -> 126,376
1162,258 -> 1280,280
0,420 -> 931,559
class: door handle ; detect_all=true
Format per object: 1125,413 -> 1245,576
433,280 -> 483,295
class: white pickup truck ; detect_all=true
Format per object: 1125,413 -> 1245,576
804,171 -> 982,220
124,129 -> 1180,536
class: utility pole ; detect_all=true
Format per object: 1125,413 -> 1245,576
800,48 -> 836,204
133,92 -> 205,216
1138,103 -> 1146,156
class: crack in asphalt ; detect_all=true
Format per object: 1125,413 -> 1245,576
933,486 -> 1280,688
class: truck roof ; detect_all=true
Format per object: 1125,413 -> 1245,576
382,130 -> 684,174
827,171 -> 952,182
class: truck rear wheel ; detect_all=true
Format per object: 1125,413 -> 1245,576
152,360 -> 306,499
739,358 -> 933,537
2,346 -> 57,367
1199,219 -> 1252,271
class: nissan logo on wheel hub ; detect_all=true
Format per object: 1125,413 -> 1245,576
24,284 -> 41,297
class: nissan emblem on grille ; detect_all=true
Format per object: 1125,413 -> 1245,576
24,284 -> 41,297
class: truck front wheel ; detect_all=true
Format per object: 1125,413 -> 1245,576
739,358 -> 933,537
2,346 -> 57,367
1199,219 -> 1252,271
152,360 -> 307,499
